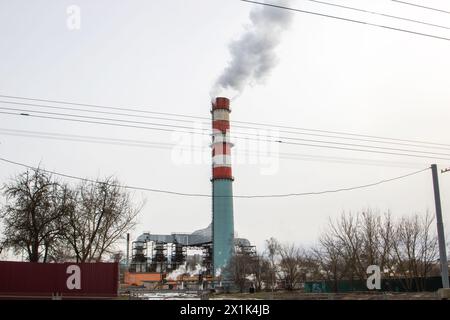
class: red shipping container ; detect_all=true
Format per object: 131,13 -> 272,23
0,261 -> 118,299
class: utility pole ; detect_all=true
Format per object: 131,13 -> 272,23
126,233 -> 130,267
431,164 -> 449,288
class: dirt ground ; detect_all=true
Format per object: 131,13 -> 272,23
211,291 -> 440,300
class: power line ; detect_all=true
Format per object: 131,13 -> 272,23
233,118 -> 450,148
2,99 -> 450,151
2,94 -> 450,148
0,156 -> 431,198
0,94 -> 209,122
276,152 -> 425,168
240,0 -> 450,42
0,156 -> 210,198
0,106 -> 205,133
3,104 -> 450,157
2,111 -> 450,161
238,167 -> 431,198
392,0 -> 450,15
0,128 -> 178,150
0,127 -> 426,168
2,105 -> 448,158
0,110 -> 204,136
0,99 -> 199,125
282,139 -> 450,161
302,0 -> 450,30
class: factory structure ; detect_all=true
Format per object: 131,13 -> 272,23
124,97 -> 255,289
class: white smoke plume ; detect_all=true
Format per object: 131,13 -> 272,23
211,0 -> 293,98
166,264 -> 188,281
166,263 -> 206,280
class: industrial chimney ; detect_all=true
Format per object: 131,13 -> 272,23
211,97 -> 235,283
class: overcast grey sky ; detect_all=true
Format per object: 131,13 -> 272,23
1,0 -> 450,253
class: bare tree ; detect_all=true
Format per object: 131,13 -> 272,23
312,232 -> 347,292
391,212 -> 438,291
312,209 -> 438,292
278,243 -> 306,290
324,210 -> 396,285
265,237 -> 280,292
248,253 -> 270,292
0,169 -> 72,262
225,253 -> 254,292
326,213 -> 367,284
377,211 -> 396,280
360,209 -> 381,267
62,177 -> 142,262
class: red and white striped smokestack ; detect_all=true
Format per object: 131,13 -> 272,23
211,97 -> 233,180
211,97 -> 235,279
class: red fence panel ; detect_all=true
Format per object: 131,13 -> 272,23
0,261 -> 118,298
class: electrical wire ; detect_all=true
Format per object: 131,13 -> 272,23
392,0 -> 450,15
2,94 -> 450,148
3,103 -> 450,157
0,106 -> 203,133
0,110 -> 204,136
240,0 -> 450,42
233,118 -> 450,148
0,94 -> 209,121
0,128 -> 177,150
283,140 -> 450,161
0,127 -> 426,168
0,99 -> 198,125
302,0 -> 450,30
2,99 -> 450,151
237,167 -> 431,198
0,156 -> 431,198
2,111 -> 450,161
3,105 -> 450,158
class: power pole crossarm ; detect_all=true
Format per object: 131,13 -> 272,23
431,164 -> 450,289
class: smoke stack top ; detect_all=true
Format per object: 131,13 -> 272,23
212,97 -> 230,110
211,0 -> 293,98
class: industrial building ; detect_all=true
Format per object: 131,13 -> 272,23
124,97 -> 254,289
125,224 -> 254,287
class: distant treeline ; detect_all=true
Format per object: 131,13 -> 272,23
227,209 -> 445,292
